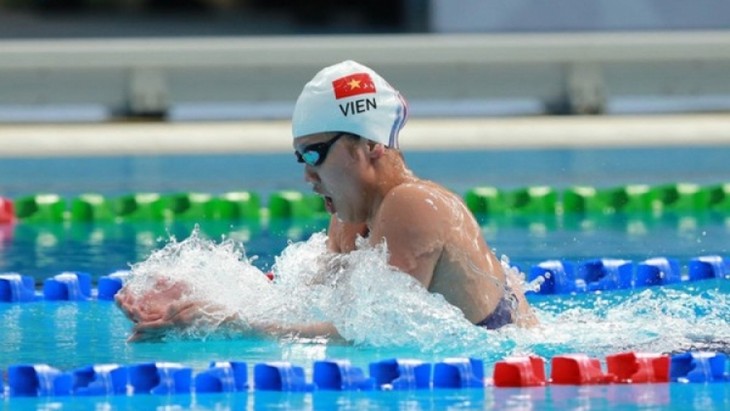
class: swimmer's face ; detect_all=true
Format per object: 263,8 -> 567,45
294,133 -> 369,223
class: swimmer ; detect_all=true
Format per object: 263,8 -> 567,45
116,60 -> 536,342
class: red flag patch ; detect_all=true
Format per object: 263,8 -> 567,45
332,72 -> 376,99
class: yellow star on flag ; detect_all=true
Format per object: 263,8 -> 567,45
347,79 -> 362,90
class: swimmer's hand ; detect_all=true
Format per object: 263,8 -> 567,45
128,300 -> 204,342
115,278 -> 204,342
115,277 -> 345,342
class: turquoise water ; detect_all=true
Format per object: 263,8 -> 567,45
2,212 -> 728,281
2,147 -> 730,199
2,275 -> 729,370
1,147 -> 730,409
4,383 -> 728,410
1,217 -> 729,410
1,265 -> 729,410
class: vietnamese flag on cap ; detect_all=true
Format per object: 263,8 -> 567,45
332,72 -> 376,99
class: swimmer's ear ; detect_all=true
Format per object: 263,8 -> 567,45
367,141 -> 386,159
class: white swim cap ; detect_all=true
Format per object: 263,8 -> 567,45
292,60 -> 408,148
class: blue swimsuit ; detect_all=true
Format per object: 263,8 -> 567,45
475,291 -> 516,329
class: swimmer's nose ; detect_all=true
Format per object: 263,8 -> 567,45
304,165 -> 319,184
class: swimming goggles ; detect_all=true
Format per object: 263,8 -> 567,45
295,132 -> 347,167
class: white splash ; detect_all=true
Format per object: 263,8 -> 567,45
122,227 -> 730,358
122,227 -> 483,350
503,284 -> 730,359
123,227 -> 276,338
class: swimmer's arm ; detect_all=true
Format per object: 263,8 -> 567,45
123,299 -> 344,342
246,320 -> 344,341
130,300 -> 344,341
216,310 -> 344,341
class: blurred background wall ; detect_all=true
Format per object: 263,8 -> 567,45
0,0 -> 421,37
0,0 -> 728,122
1,0 -> 729,38
430,0 -> 730,33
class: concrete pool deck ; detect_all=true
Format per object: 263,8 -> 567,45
1,114 -> 729,157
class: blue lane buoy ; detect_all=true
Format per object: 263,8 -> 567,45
369,358 -> 432,390
194,361 -> 248,393
253,361 -> 312,392
0,273 -> 36,302
313,359 -> 374,391
43,272 -> 92,301
578,258 -> 635,292
128,362 -> 193,395
432,358 -> 484,389
529,260 -> 580,295
72,364 -> 128,396
97,270 -> 129,301
670,352 -> 729,383
636,257 -> 682,286
8,364 -> 73,397
689,255 -> 729,281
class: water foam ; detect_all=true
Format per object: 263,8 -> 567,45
508,283 -> 730,359
122,227 -> 483,349
122,227 -> 730,358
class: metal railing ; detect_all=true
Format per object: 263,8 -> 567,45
1,31 -> 729,120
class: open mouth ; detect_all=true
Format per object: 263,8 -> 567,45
323,196 -> 335,214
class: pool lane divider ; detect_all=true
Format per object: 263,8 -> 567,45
2,254 -> 727,303
464,182 -> 730,215
0,196 -> 13,224
527,255 -> 729,295
0,271 -> 126,303
5,190 -> 328,223
1,352 -> 728,398
2,182 -> 729,224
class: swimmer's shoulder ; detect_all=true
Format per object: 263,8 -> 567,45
388,179 -> 451,199
383,181 -> 439,208
380,181 -> 457,223
390,180 -> 464,209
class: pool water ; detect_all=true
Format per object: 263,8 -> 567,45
2,269 -> 729,367
1,147 -> 730,409
2,210 -> 728,281
3,382 -> 727,410
2,146 -> 730,199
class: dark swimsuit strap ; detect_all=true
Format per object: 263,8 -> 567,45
475,290 -> 516,330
